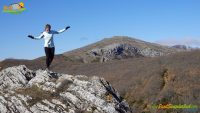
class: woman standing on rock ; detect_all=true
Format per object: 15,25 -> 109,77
28,24 -> 70,71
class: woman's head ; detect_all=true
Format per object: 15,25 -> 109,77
45,24 -> 51,32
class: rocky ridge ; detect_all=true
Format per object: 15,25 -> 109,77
0,65 -> 131,113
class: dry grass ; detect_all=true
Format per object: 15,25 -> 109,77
16,85 -> 54,106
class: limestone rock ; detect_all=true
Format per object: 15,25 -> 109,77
0,65 -> 132,113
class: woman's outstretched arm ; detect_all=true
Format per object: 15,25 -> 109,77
53,26 -> 70,34
28,32 -> 44,40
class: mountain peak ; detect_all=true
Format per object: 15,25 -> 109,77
102,36 -> 139,41
64,36 -> 179,63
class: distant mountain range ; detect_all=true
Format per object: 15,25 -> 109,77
171,44 -> 199,50
0,36 -> 199,113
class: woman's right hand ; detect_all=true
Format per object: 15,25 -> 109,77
28,35 -> 34,39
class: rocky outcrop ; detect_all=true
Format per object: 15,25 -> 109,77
0,65 -> 132,113
88,43 -> 164,62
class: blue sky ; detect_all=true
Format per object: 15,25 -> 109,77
1,0 -> 200,60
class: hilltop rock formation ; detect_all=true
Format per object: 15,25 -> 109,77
0,65 -> 131,113
88,43 -> 164,62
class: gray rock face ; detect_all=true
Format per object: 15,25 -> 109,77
0,65 -> 35,90
88,43 -> 164,62
0,65 -> 132,113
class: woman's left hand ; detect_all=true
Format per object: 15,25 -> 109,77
66,26 -> 70,30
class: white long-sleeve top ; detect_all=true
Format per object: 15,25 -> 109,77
34,28 -> 66,48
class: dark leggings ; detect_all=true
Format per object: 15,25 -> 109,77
44,47 -> 55,68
